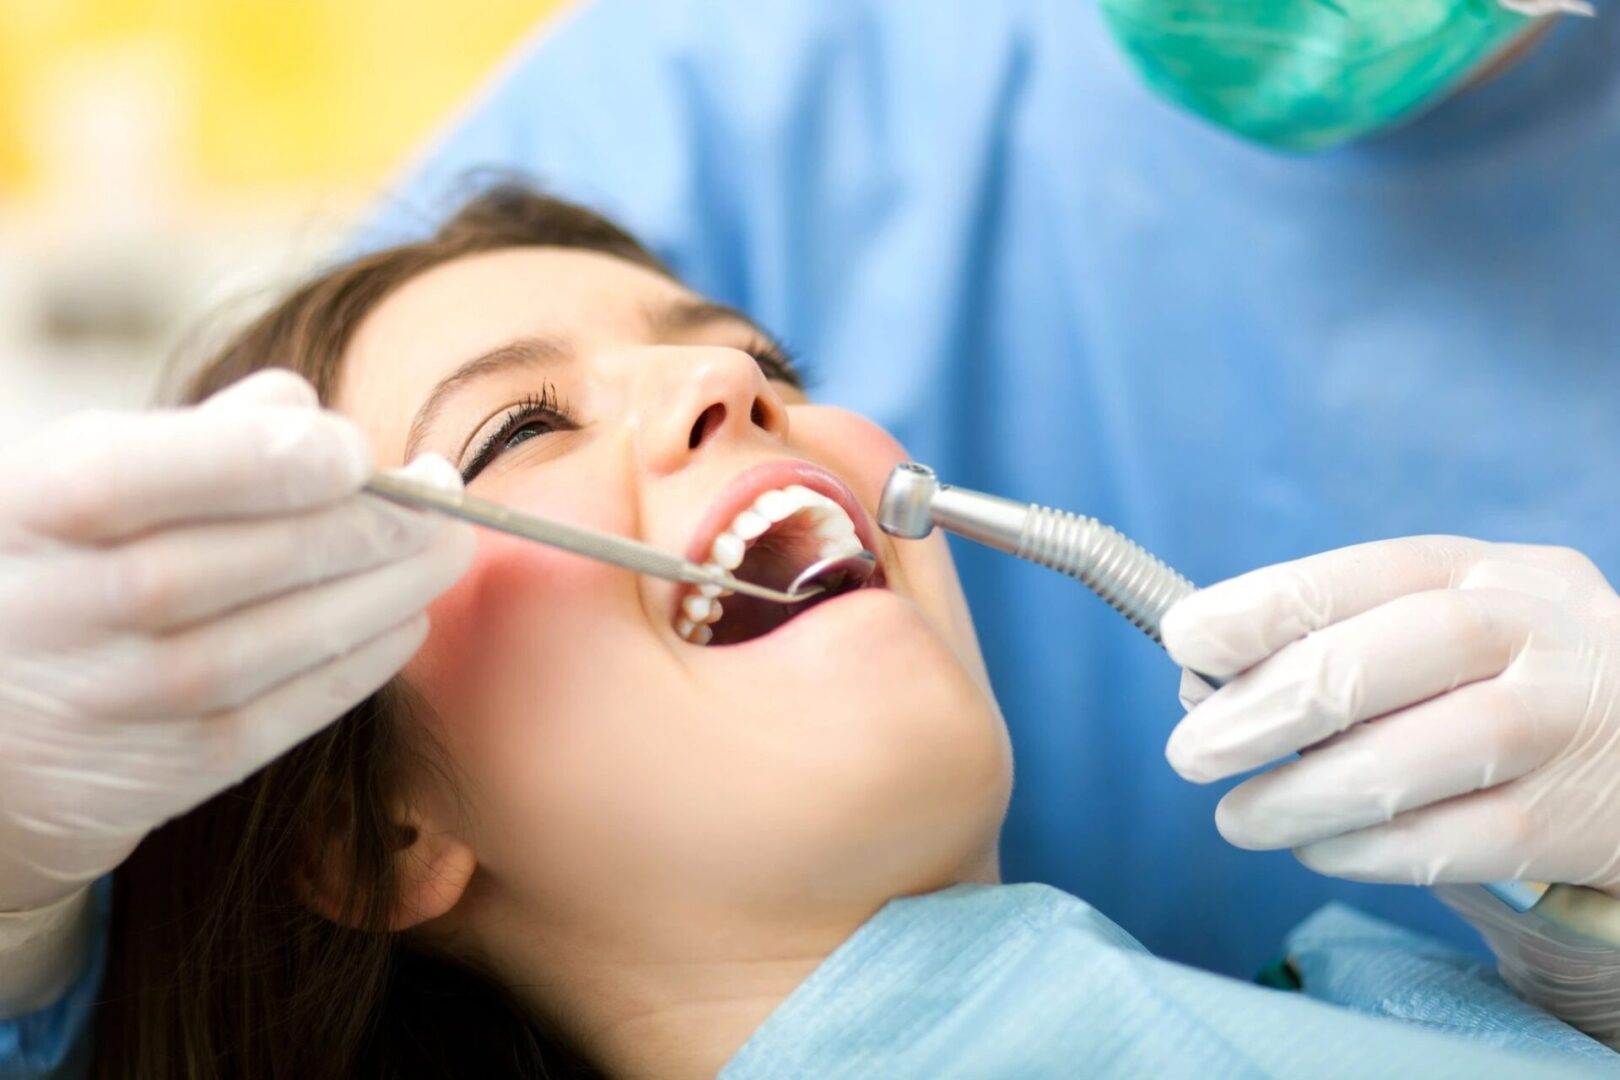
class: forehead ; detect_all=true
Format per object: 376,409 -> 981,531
335,246 -> 695,452
348,246 -> 691,388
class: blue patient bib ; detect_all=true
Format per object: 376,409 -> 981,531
719,885 -> 1613,1078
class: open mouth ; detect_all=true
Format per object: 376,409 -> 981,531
676,469 -> 886,646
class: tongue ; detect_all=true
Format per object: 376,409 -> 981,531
708,595 -> 805,646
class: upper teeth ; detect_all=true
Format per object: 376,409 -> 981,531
676,483 -> 865,645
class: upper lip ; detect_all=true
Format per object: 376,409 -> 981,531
681,458 -> 884,581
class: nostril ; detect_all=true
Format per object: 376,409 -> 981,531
750,398 -> 767,428
689,403 -> 726,450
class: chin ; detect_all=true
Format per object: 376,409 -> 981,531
779,588 -> 1011,822
810,642 -> 1011,887
678,582 -> 1010,898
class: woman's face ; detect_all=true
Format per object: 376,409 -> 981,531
335,246 -> 1011,949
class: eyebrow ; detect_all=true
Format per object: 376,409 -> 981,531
646,298 -> 764,339
405,335 -> 570,461
402,298 -> 777,462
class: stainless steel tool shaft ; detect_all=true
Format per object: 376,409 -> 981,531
364,471 -> 824,605
878,462 -> 1194,642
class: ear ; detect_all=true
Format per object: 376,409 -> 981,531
299,801 -> 477,932
380,806 -> 478,931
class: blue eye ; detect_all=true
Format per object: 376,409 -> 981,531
501,418 -> 556,452
462,384 -> 577,483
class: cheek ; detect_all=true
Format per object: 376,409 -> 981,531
408,533 -> 569,703
405,471 -> 636,729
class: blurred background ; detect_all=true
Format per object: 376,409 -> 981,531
0,0 -> 563,433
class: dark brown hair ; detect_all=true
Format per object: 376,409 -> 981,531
93,185 -> 673,1080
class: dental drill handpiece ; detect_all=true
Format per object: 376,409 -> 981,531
877,461 -> 1609,930
877,462 -> 1198,647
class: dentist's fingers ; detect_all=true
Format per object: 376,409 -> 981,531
1162,536 -> 1487,678
7,399 -> 373,544
66,522 -> 474,721
88,454 -> 462,633
1213,677 -> 1561,850
197,611 -> 432,785
1165,587 -> 1534,783
1292,778 -> 1581,889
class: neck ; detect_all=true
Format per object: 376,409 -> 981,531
490,895 -> 877,1080
582,933 -> 848,1079
483,851 -> 1002,1079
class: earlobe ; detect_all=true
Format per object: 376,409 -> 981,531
298,804 -> 476,932
388,816 -> 477,931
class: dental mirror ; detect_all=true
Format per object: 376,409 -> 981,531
785,550 -> 877,601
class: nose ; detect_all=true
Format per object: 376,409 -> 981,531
631,346 -> 789,474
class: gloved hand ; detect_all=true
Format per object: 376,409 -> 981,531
1160,535 -> 1620,1044
0,370 -> 475,916
1160,535 -> 1620,896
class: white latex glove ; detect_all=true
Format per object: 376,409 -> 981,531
1160,536 -> 1620,1042
1161,535 -> 1620,894
0,370 -> 475,917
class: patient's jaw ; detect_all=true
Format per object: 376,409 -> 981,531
333,246 -> 1012,1075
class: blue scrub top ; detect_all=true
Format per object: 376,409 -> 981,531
357,0 -> 1620,977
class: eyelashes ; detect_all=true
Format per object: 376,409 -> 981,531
742,335 -> 811,391
461,383 -> 577,483
459,341 -> 808,483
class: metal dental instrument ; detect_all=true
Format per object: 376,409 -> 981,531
364,471 -> 869,605
877,461 -> 1620,940
787,551 -> 878,598
878,462 -> 1195,642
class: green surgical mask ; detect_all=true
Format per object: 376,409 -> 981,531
1099,0 -> 1541,152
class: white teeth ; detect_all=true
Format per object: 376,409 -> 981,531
701,562 -> 734,595
753,489 -> 796,521
815,513 -> 857,540
711,532 -> 746,570
677,608 -> 716,641
730,508 -> 770,540
820,534 -> 866,559
784,484 -> 829,506
680,481 -> 870,645
681,594 -> 724,624
702,484 -> 859,576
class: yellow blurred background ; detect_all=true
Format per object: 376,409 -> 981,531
0,0 -> 561,196
0,0 -> 565,428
